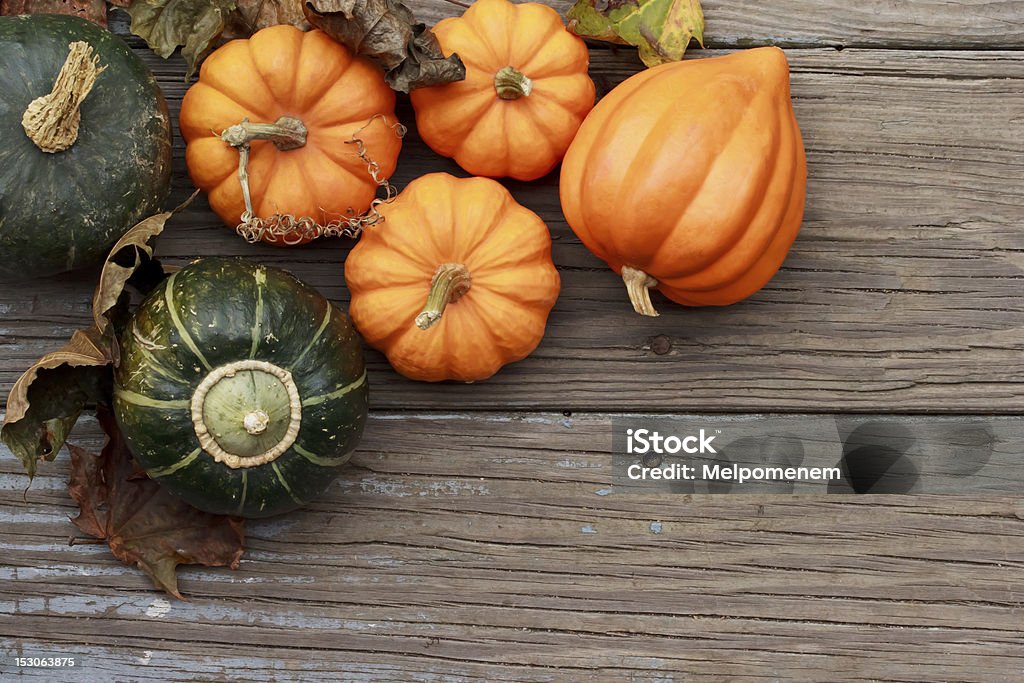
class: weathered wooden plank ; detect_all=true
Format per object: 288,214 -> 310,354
104,1 -> 1024,51
414,1 -> 1024,49
4,5 -> 1023,680
1,415 -> 1021,681
2,48 -> 1023,412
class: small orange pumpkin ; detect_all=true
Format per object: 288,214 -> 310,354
410,0 -> 595,181
560,47 -> 807,316
345,173 -> 560,382
179,25 -> 402,245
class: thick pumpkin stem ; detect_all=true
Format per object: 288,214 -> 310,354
220,116 -> 309,229
494,66 -> 533,100
21,41 -> 106,153
220,116 -> 308,151
416,263 -> 472,330
621,266 -> 660,318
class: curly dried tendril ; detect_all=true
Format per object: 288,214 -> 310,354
219,114 -> 406,245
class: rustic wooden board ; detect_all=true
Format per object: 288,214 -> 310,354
2,47 -> 1023,411
2,2 -> 1023,681
2,416 -> 1022,681
417,0 -> 1024,49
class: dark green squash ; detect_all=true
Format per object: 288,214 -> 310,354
0,14 -> 172,278
113,258 -> 368,518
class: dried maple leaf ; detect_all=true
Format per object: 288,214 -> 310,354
304,0 -> 465,92
69,408 -> 245,599
568,0 -> 705,67
0,0 -> 108,27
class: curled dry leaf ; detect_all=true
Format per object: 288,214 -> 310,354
0,0 -> 108,27
1,197 -> 192,479
119,0 -> 308,78
568,0 -> 704,67
304,0 -> 465,92
92,202 -> 190,337
121,0 -> 236,77
69,408 -> 245,600
223,0 -> 310,41
0,330 -> 110,479
115,0 -> 455,88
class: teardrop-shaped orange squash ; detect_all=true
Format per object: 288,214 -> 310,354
560,47 -> 807,316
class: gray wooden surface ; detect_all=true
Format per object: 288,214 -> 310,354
2,1 -> 1023,680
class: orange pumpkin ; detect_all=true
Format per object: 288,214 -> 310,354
179,25 -> 402,245
345,173 -> 560,382
410,0 -> 595,181
560,47 -> 807,316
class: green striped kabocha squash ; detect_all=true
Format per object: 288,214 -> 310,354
113,258 -> 368,518
0,14 -> 172,278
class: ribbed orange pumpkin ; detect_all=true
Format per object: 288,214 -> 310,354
179,26 -> 401,245
345,173 -> 560,382
560,47 -> 807,316
410,0 -> 595,181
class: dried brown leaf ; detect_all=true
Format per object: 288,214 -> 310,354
304,0 -> 465,92
222,0 -> 309,40
121,0 -> 235,77
119,0 -> 308,77
69,408 -> 245,599
67,442 -> 107,539
1,329 -> 110,479
93,206 -> 179,337
0,0 -> 108,27
2,198 -> 191,479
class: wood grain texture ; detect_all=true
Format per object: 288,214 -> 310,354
102,2 -> 1024,50
2,48 -> 1023,412
1,416 -> 1022,681
416,0 -> 1024,49
3,4 -> 1024,681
